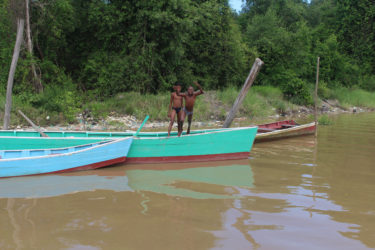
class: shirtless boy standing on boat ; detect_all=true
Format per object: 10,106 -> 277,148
168,82 -> 184,137
178,81 -> 204,134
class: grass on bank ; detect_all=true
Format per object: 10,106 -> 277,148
84,91 -> 219,121
331,88 -> 375,109
0,85 -> 293,125
318,81 -> 375,109
84,86 -> 295,121
217,86 -> 296,117
1,85 -> 375,127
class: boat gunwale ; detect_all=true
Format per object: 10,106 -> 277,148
0,137 -> 132,162
257,119 -> 296,127
0,139 -> 113,153
0,126 -> 258,140
0,136 -> 113,140
132,126 -> 257,140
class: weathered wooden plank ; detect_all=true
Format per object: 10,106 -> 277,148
18,110 -> 49,137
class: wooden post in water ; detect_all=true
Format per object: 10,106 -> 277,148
18,110 -> 48,137
223,58 -> 264,128
3,19 -> 24,130
314,57 -> 320,137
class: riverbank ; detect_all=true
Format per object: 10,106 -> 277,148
45,102 -> 373,132
1,86 -> 375,131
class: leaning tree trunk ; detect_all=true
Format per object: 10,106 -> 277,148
25,0 -> 43,93
223,58 -> 264,128
3,19 -> 25,130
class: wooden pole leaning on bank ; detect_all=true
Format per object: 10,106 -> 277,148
223,58 -> 264,128
3,19 -> 24,130
314,57 -> 320,137
18,110 -> 48,137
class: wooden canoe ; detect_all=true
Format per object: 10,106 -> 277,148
255,120 -> 316,142
0,137 -> 133,178
0,127 -> 258,163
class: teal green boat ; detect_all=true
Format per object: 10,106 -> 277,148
0,127 -> 257,163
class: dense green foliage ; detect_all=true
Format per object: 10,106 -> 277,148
239,0 -> 375,103
0,0 -> 374,123
28,0 -> 248,95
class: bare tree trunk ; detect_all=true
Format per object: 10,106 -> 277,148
3,19 -> 25,130
223,58 -> 264,128
25,0 -> 43,93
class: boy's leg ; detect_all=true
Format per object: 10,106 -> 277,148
177,110 -> 184,137
168,109 -> 176,136
180,109 -> 185,124
187,114 -> 193,134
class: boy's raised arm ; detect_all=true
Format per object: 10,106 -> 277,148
193,81 -> 204,95
176,91 -> 186,97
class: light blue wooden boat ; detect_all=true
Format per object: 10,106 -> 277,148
0,137 -> 133,178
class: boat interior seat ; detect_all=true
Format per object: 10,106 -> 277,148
281,124 -> 296,128
258,128 -> 276,132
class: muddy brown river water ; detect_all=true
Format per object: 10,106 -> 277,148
0,113 -> 374,249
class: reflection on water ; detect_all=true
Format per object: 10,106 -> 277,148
0,175 -> 131,199
0,113 -> 375,249
127,165 -> 253,200
0,163 -> 252,200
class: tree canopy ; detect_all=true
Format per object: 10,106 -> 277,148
1,0 -> 374,107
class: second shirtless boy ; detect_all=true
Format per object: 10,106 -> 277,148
178,81 -> 204,134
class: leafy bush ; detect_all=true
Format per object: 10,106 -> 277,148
359,75 -> 375,92
25,82 -> 81,123
281,77 -> 313,105
318,114 -> 333,125
317,81 -> 332,100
